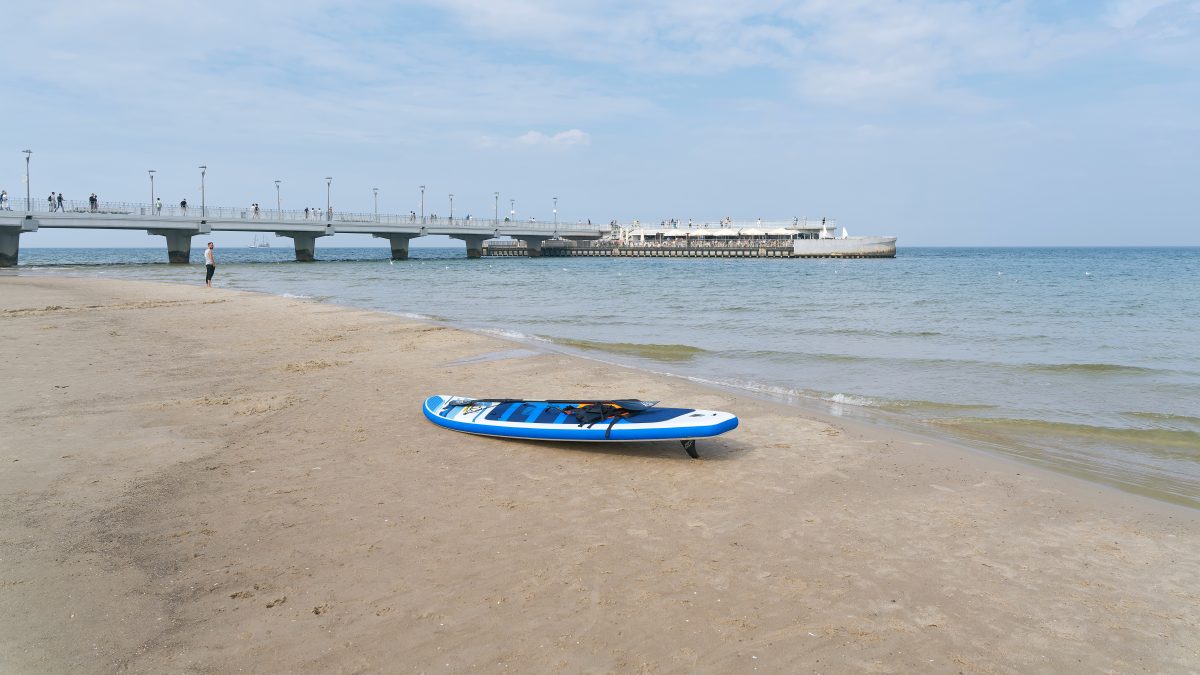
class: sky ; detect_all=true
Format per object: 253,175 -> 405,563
4,0 -> 1198,247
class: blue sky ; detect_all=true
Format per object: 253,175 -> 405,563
4,0 -> 1198,247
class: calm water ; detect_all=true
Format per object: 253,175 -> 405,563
12,246 -> 1200,506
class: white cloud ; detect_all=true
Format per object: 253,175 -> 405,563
1104,0 -> 1176,28
516,129 -> 591,147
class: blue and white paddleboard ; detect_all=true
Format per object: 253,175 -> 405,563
422,395 -> 738,458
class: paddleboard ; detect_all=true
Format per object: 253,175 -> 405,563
422,395 -> 738,458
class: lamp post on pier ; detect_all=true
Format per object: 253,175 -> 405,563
23,150 -> 32,212
275,180 -> 281,219
449,193 -> 454,221
148,170 -> 156,211
493,192 -> 499,223
553,196 -> 558,227
325,177 -> 333,222
510,198 -> 515,222
419,185 -> 425,223
373,187 -> 379,222
198,165 -> 207,218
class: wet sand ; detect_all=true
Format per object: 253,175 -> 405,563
1,276 -> 1197,672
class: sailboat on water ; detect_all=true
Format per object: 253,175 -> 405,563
250,234 -> 271,248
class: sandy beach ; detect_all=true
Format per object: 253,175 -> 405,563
1,276 -> 1197,673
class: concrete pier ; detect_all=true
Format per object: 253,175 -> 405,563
515,235 -> 547,257
1,217 -> 39,268
280,232 -> 326,262
149,229 -> 197,264
0,228 -> 20,267
0,198 -> 603,267
453,234 -> 489,259
374,233 -> 418,260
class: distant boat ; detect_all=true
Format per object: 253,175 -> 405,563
250,234 -> 271,248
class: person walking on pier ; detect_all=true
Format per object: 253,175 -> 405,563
155,197 -> 162,214
0,190 -> 9,210
204,242 -> 216,288
180,198 -> 188,215
57,193 -> 64,212
48,193 -> 56,212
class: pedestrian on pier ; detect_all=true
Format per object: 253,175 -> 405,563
57,193 -> 64,211
204,242 -> 216,288
155,197 -> 162,214
304,207 -> 310,219
180,198 -> 188,214
89,193 -> 98,212
0,190 -> 9,210
48,193 -> 56,211
327,206 -> 333,220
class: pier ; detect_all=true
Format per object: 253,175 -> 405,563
0,200 -> 896,266
0,199 -> 606,267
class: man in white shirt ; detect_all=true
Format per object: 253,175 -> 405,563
204,242 -> 216,287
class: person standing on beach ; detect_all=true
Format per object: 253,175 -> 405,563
204,242 -> 216,288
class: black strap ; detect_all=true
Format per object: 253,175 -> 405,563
604,415 -> 622,439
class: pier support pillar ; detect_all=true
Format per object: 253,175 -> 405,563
452,234 -> 488,259
516,236 -> 548,257
279,232 -> 326,262
149,229 -> 198,264
0,227 -> 20,267
373,233 -> 418,260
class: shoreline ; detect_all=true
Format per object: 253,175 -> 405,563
2,276 -> 1198,671
11,263 -> 1200,510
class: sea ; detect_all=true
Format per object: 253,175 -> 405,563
10,246 -> 1200,508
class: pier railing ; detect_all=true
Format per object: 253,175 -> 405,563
6,198 -> 837,233
16,199 -> 595,233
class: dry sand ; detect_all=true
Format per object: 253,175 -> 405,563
1,276 -> 1197,673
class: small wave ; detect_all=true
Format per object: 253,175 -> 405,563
812,327 -> 945,338
1125,411 -> 1200,432
931,417 -> 1200,456
390,311 -> 446,322
824,393 -> 877,407
1021,362 -> 1158,376
554,338 -> 707,362
280,293 -> 313,299
478,328 -> 552,343
874,399 -> 998,413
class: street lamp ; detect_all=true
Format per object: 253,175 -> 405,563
419,185 -> 425,222
325,177 -> 332,222
510,198 -> 515,222
373,187 -> 379,222
494,192 -> 499,222
553,196 -> 558,227
198,165 -> 207,218
148,170 -> 156,211
22,150 -> 32,212
275,180 -> 281,219
449,193 -> 454,221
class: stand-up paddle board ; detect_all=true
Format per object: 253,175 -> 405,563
422,395 -> 738,458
